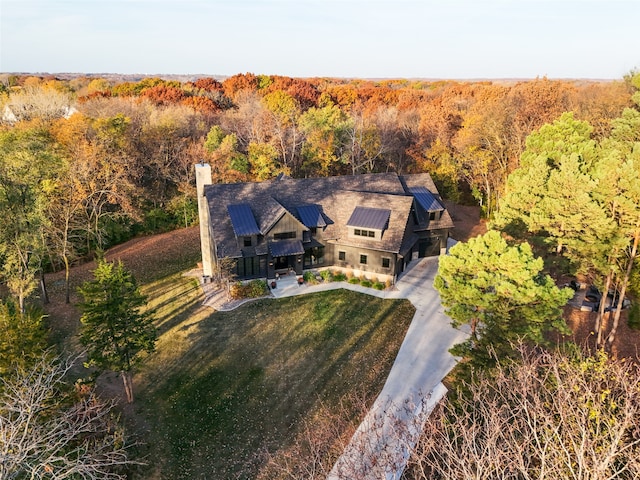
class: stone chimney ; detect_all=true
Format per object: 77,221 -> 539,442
195,163 -> 214,277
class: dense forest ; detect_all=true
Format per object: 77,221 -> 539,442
0,73 -> 635,296
2,71 -> 640,478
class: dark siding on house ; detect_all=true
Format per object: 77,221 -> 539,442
267,213 -> 306,242
329,243 -> 398,277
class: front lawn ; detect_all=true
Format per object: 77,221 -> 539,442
132,275 -> 414,479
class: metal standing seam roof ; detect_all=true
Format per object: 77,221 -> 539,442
346,206 -> 391,230
227,204 -> 261,236
296,204 -> 327,228
269,239 -> 306,257
409,187 -> 444,212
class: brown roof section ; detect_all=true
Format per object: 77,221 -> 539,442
322,191 -> 413,253
204,172 -> 453,258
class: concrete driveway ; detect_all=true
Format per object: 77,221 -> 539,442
263,258 -> 469,479
199,257 -> 468,478
325,257 -> 468,480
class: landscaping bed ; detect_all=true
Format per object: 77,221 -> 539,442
301,268 -> 392,291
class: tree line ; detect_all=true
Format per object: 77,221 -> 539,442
0,72 -> 634,306
1,71 -> 639,478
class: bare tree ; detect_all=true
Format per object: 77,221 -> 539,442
408,346 -> 640,480
0,354 -> 141,479
5,83 -> 75,122
259,347 -> 640,480
216,256 -> 237,300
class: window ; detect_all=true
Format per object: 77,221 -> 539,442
359,254 -> 367,265
382,257 -> 390,269
354,228 -> 376,238
243,237 -> 252,247
274,231 -> 296,240
236,256 -> 265,278
304,246 -> 325,267
338,251 -> 346,261
303,230 -> 311,242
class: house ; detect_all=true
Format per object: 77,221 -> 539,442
195,163 -> 454,282
2,105 -> 18,123
2,104 -> 78,124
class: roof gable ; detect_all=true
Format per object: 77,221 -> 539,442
256,197 -> 287,234
260,198 -> 309,235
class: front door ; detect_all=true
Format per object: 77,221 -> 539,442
274,256 -> 289,271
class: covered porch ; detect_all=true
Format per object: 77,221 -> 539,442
267,239 -> 305,278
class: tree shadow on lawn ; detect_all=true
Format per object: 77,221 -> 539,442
133,289 -> 414,479
141,275 -> 203,336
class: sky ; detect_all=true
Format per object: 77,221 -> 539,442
1,0 -> 639,79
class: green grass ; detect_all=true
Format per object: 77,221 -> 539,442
131,275 -> 415,479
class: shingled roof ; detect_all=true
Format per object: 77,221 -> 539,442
321,191 -> 413,253
204,172 -> 452,258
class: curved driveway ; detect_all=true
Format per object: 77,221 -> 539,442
269,257 -> 469,480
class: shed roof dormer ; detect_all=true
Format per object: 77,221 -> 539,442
346,206 -> 391,240
227,204 -> 261,236
347,206 -> 391,231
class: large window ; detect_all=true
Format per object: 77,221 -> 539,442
359,254 -> 367,265
236,256 -> 266,278
338,251 -> 346,261
304,247 -> 324,267
274,231 -> 296,240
